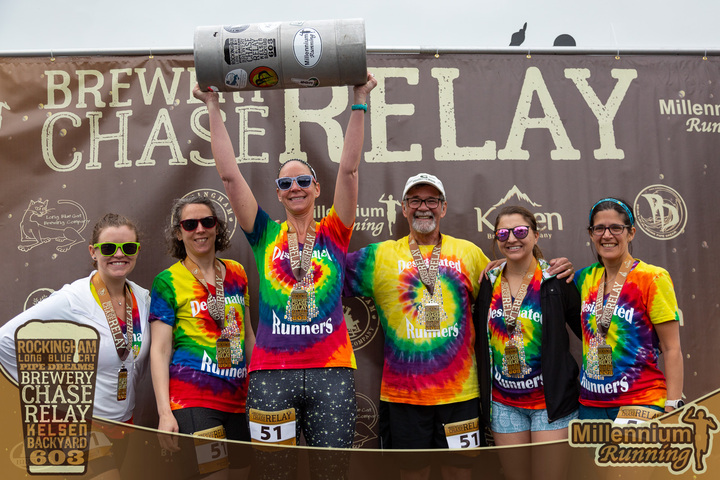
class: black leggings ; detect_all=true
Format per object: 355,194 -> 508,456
246,367 -> 356,447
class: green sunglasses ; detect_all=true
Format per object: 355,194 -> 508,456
93,242 -> 140,257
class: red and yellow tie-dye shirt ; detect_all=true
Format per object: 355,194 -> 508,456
575,260 -> 679,408
345,235 -> 488,406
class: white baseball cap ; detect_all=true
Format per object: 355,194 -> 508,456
402,173 -> 446,199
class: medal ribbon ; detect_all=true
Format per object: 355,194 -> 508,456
92,273 -> 134,362
287,222 -> 317,282
184,257 -> 226,328
408,235 -> 442,296
500,260 -> 537,334
594,255 -> 634,339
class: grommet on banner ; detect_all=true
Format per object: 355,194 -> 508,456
149,48 -> 154,60
435,49 -> 439,59
615,49 -> 620,60
703,50 -> 708,61
526,50 -> 531,59
50,50 -> 55,62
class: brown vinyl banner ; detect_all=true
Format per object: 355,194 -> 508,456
0,52 -> 717,474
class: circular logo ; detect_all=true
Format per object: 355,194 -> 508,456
353,392 -> 378,448
178,189 -> 238,240
342,296 -> 378,351
9,442 -> 26,470
224,25 -> 250,34
249,66 -> 278,88
23,288 -> 54,311
293,28 -> 322,68
633,185 -> 687,240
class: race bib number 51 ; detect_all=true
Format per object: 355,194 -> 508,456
444,418 -> 481,449
249,408 -> 296,446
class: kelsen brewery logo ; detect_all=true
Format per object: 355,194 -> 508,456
343,296 -> 379,351
570,406 -> 719,474
180,189 -> 237,239
475,186 -> 564,240
634,185 -> 687,240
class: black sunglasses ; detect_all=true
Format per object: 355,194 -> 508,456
495,226 -> 531,242
180,216 -> 218,232
275,175 -> 314,190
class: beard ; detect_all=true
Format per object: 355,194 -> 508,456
411,213 -> 437,234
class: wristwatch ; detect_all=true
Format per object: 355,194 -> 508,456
665,399 -> 685,409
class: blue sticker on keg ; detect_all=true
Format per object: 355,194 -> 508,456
225,25 -> 250,34
225,69 -> 248,89
293,28 -> 322,68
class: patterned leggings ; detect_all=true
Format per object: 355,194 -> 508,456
246,367 -> 357,447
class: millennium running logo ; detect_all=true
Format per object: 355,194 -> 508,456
569,405 -> 719,475
633,184 -> 687,240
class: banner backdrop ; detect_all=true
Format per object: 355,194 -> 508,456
0,53 -> 717,450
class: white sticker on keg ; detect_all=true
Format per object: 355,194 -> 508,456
258,22 -> 280,33
293,28 -> 322,68
291,77 -> 320,87
225,25 -> 250,34
225,69 -> 248,88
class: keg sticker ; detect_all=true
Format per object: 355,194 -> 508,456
224,24 -> 250,34
258,22 -> 280,33
250,66 -> 279,88
225,69 -> 248,89
293,28 -> 322,68
224,37 -> 277,65
291,77 -> 320,87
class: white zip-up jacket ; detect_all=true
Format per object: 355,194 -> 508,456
0,272 -> 150,422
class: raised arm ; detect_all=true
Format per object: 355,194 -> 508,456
193,85 -> 259,233
333,72 -> 377,226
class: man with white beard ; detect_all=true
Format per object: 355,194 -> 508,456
345,173 -> 572,480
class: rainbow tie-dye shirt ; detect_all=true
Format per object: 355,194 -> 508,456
487,261 -> 546,409
345,235 -> 488,405
245,206 -> 356,371
575,260 -> 679,408
149,259 -> 250,413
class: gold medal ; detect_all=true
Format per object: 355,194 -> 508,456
117,366 -> 128,401
290,286 -> 309,323
504,345 -> 522,376
216,338 -> 232,369
424,302 -> 441,330
597,344 -> 613,377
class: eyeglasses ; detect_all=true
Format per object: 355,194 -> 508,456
405,197 -> 443,209
589,224 -> 631,236
180,216 -> 218,231
275,175 -> 314,190
495,226 -> 530,242
93,242 -> 140,256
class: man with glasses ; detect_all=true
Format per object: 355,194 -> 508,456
344,173 -> 486,479
345,173 -> 572,480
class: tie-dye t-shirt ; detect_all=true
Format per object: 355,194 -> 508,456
244,206 -> 355,371
91,283 -> 143,355
149,259 -> 250,413
345,235 -> 488,405
487,261 -> 546,409
575,260 -> 679,408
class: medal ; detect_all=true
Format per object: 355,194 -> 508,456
290,286 -> 309,323
285,223 -> 317,324
117,366 -> 128,401
216,338 -> 232,369
504,344 -> 522,376
424,302 -> 441,330
597,343 -> 613,377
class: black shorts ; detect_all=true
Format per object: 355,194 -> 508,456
382,397 -> 481,449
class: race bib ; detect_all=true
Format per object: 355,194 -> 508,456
193,425 -> 229,475
444,418 -> 481,449
249,408 -> 297,446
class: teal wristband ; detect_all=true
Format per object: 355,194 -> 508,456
351,104 -> 367,112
